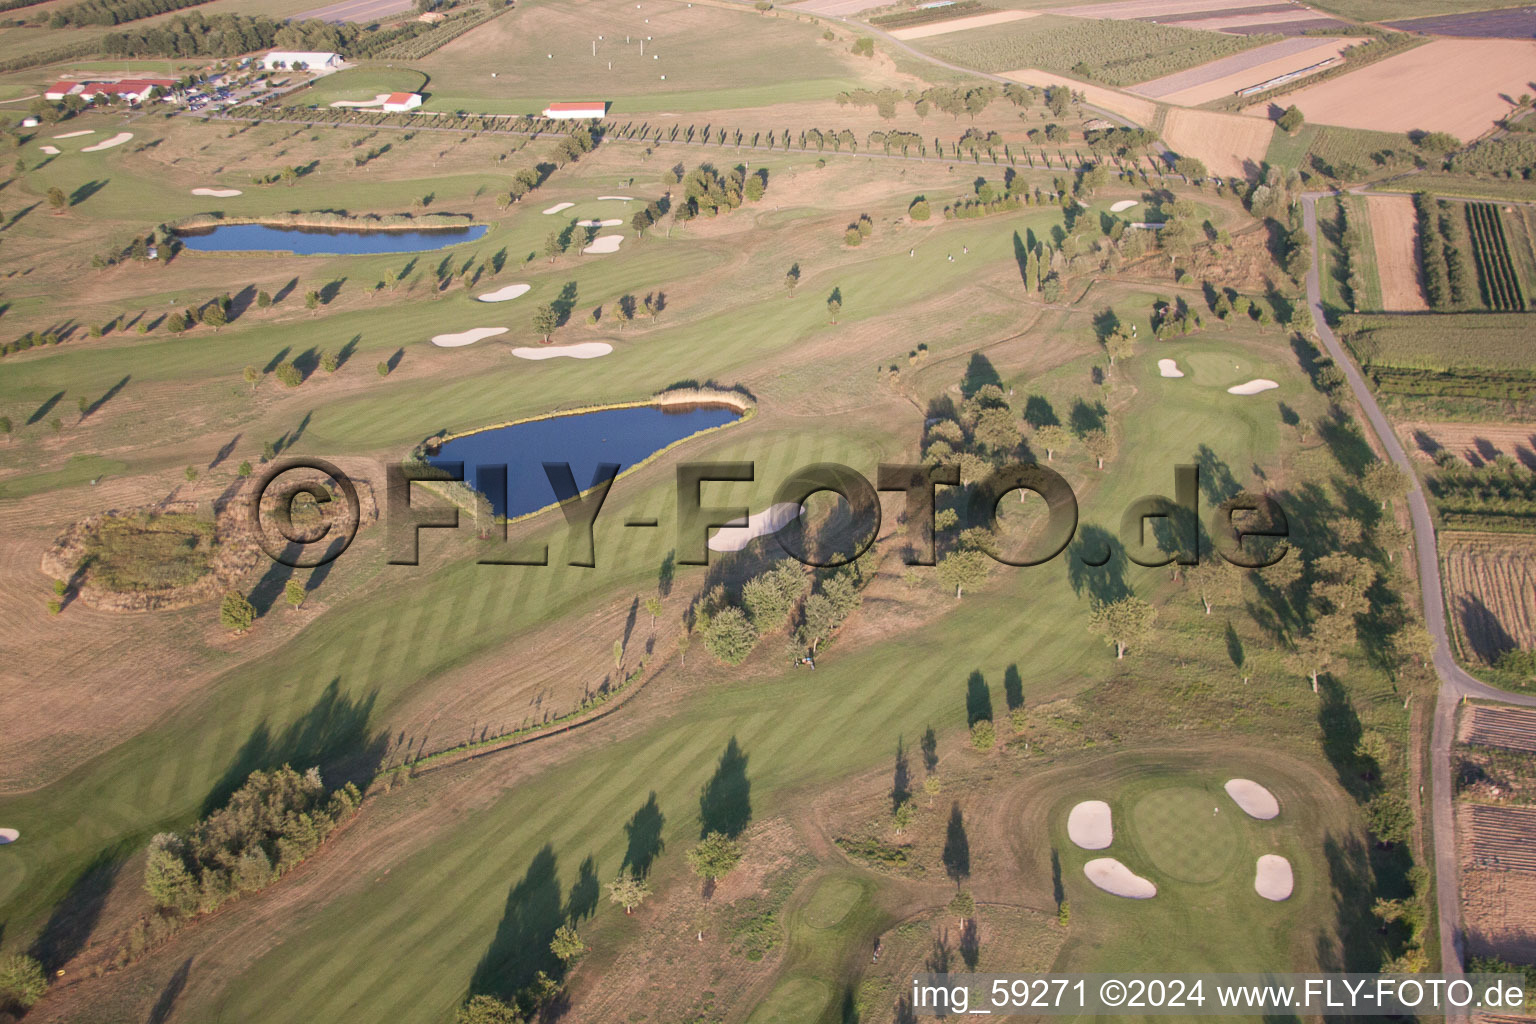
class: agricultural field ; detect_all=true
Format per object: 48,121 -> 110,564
1038,0 -> 1346,32
1129,36 -> 1362,107
1388,6 -> 1536,36
0,1 -> 1509,1020
1444,535 -> 1536,663
919,14 -> 1275,87
1465,201 -> 1529,311
1247,38 -> 1536,142
1365,194 -> 1429,312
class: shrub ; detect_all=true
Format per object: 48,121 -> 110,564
844,226 -> 862,246
0,954 -> 46,1013
909,197 -> 930,221
701,605 -> 758,664
274,362 -> 302,388
220,590 -> 255,632
970,719 -> 995,750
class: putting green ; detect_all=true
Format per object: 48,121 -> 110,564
745,976 -> 831,1024
1128,785 -> 1239,885
801,875 -> 865,931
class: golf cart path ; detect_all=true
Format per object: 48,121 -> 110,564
1302,193 -> 1536,1014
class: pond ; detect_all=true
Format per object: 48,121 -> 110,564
427,403 -> 742,520
176,222 -> 488,255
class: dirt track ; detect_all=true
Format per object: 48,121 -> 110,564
1366,194 -> 1429,312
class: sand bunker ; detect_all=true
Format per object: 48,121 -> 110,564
1158,358 -> 1184,378
597,195 -> 634,201
0,828 -> 18,844
542,202 -> 575,214
192,188 -> 243,197
53,129 -> 94,138
582,235 -> 624,254
510,342 -> 612,360
329,93 -> 391,108
431,327 -> 507,348
82,132 -> 132,152
708,502 -> 805,553
1067,800 -> 1114,849
1227,379 -> 1279,396
39,145 -> 59,155
1110,200 -> 1139,212
1224,778 -> 1280,819
1254,854 -> 1293,901
575,218 -> 623,227
1084,858 -> 1157,899
477,283 -> 531,302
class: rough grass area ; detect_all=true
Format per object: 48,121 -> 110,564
80,511 -> 217,592
921,14 -> 1274,86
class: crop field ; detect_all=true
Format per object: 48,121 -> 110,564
1130,36 -> 1360,106
920,14 -> 1273,86
1365,194 -> 1429,313
887,10 -> 1039,40
1444,535 -> 1536,663
1344,312 -> 1536,407
1249,39 -> 1536,143
1463,705 -> 1536,754
1386,8 -> 1536,37
1159,106 -> 1274,176
1465,202 -> 1529,312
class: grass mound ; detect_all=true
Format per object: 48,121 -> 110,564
81,511 -> 217,593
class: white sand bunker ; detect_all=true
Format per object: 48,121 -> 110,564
1158,358 -> 1184,378
1084,858 -> 1157,899
477,283 -> 531,302
510,342 -> 612,360
1227,379 -> 1279,396
192,188 -> 243,197
1254,854 -> 1293,901
54,129 -> 94,138
543,202 -> 575,214
597,195 -> 634,201
1110,200 -> 1139,213
431,327 -> 507,348
39,145 -> 60,155
82,132 -> 132,152
582,235 -> 624,254
1067,800 -> 1113,850
575,218 -> 623,227
1224,779 -> 1280,819
329,93 -> 390,108
708,502 -> 805,553
0,828 -> 18,844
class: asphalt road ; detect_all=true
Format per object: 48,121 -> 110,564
1301,193 -> 1536,1012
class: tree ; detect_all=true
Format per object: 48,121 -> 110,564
1363,462 -> 1410,510
923,775 -> 942,804
1082,428 -> 1114,469
185,465 -> 200,483
285,579 -> 306,609
377,361 -> 390,377
686,831 -> 743,882
46,185 -> 67,213
826,296 -> 841,322
784,263 -> 799,296
203,303 -> 227,330
607,872 -> 651,914
1174,156 -> 1207,181
1103,326 -> 1134,367
532,303 -> 559,342
238,460 -> 253,478
937,549 -> 990,599
643,595 -> 663,636
304,289 -> 320,310
256,290 -> 272,308
1088,596 -> 1156,659
550,923 -> 586,963
456,995 -> 525,1024
701,605 -> 758,664
275,362 -> 302,388
220,591 -> 255,632
949,890 -> 975,923
1277,105 -> 1305,134
1185,560 -> 1234,615
243,365 -> 260,391
0,954 -> 47,1013
1035,424 -> 1070,461
970,719 -> 995,750
544,230 -> 563,262
1288,611 -> 1354,691
321,351 -> 339,374
144,833 -> 198,913
49,416 -> 62,436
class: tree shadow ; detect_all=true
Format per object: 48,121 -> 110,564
1225,620 -> 1245,674
273,276 -> 299,304
1316,676 -> 1371,801
942,803 -> 970,884
699,737 -> 751,838
1456,593 -> 1516,663
621,792 -> 665,878
920,726 -> 938,773
1050,848 -> 1064,909
1066,524 -> 1130,603
209,432 -> 241,470
1068,398 -> 1106,437
467,844 -> 566,1004
81,375 -> 129,420
202,678 -> 385,813
566,853 -> 600,922
964,671 -> 992,726
961,354 -> 1002,398
27,390 -> 65,426
1022,395 -> 1058,429
27,850 -> 122,971
69,178 -> 109,206
892,737 -> 911,813
146,957 -> 193,1024
1003,664 -> 1023,712
959,917 -> 980,969
263,346 -> 291,374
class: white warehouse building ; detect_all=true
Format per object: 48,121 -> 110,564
260,50 -> 340,70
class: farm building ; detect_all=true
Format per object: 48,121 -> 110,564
382,92 -> 423,112
74,79 -> 176,104
44,81 -> 82,101
543,101 -> 607,119
260,50 -> 341,70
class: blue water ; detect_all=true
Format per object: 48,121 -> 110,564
176,222 -> 488,255
427,404 -> 742,520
